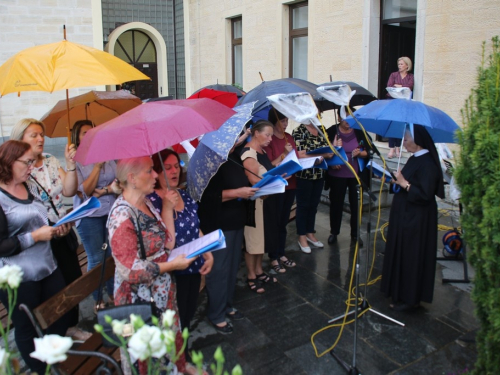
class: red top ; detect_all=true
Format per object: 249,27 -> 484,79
264,132 -> 297,190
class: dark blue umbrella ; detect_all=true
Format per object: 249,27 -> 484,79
187,102 -> 255,201
345,99 -> 461,143
318,81 -> 377,107
236,78 -> 336,117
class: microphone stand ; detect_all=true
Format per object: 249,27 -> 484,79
328,146 -> 404,327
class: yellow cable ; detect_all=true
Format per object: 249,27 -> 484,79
310,103 -> 388,357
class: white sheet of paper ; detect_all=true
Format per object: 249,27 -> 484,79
167,229 -> 226,261
299,156 -> 322,169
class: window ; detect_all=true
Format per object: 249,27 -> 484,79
289,2 -> 308,80
232,17 -> 243,87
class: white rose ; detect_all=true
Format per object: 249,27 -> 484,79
162,310 -> 176,328
30,335 -> 73,365
149,326 -> 167,359
111,319 -> 127,336
127,325 -> 155,362
0,265 -> 23,289
0,347 -> 8,370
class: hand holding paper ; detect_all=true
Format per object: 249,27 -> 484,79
168,229 -> 226,261
251,175 -> 288,199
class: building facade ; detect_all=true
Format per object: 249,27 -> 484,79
1,0 -> 500,138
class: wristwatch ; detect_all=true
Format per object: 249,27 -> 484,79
104,186 -> 109,194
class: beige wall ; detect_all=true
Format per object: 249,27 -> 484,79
421,0 -> 500,124
185,0 -> 367,94
185,0 -> 500,132
0,0 -> 100,138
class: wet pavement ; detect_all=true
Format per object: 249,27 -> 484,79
26,142 -> 478,374
188,203 -> 478,375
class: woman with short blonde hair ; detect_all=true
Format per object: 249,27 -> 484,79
386,56 -> 415,158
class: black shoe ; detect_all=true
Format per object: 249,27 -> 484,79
226,310 -> 245,321
328,234 -> 337,244
351,236 -> 363,247
212,321 -> 233,334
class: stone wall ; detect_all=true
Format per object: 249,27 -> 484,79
185,0 -> 500,134
0,0 -> 96,139
422,0 -> 500,126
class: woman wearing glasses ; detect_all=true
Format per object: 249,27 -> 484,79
10,118 -> 85,338
0,140 -> 72,373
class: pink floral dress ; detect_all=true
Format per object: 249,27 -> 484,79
107,195 -> 186,374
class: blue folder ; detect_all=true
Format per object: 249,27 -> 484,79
186,229 -> 226,259
263,160 -> 302,177
326,147 -> 348,166
53,196 -> 101,226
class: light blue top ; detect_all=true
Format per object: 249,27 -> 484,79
74,161 -> 117,220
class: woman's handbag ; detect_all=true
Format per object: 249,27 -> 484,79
96,206 -> 155,347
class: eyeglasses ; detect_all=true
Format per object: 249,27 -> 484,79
16,159 -> 36,167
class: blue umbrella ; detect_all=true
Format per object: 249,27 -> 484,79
187,102 -> 256,201
236,78 -> 335,117
345,99 -> 461,143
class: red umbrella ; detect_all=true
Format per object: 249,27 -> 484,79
192,84 -> 246,98
170,88 -> 238,155
188,88 -> 238,108
74,98 -> 235,165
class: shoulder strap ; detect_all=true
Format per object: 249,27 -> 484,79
96,204 -> 147,306
29,175 -> 59,217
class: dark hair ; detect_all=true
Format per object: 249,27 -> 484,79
251,120 -> 273,136
268,109 -> 286,125
151,149 -> 182,189
0,140 -> 32,184
71,120 -> 94,148
336,107 -> 355,120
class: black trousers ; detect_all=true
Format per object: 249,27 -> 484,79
205,229 -> 244,325
174,273 -> 201,331
0,267 -> 70,373
327,174 -> 359,238
269,189 -> 296,260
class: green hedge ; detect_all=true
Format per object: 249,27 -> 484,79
455,36 -> 500,375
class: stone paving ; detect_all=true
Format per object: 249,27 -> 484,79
5,142 -> 477,374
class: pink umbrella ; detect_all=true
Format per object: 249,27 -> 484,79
74,98 -> 235,165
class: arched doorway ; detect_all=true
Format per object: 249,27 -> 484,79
115,30 -> 158,100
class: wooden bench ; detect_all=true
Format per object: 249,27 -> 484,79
20,256 -> 122,375
0,244 -> 88,331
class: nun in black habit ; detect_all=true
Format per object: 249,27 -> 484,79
380,124 -> 445,312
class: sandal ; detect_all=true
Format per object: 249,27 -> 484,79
246,278 -> 265,294
256,272 -> 277,283
280,257 -> 296,268
271,261 -> 286,274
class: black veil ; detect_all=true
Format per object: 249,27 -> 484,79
412,124 -> 445,199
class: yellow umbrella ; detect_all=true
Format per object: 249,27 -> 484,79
0,40 -> 149,94
0,31 -> 150,142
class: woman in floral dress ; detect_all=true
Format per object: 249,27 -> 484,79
108,156 -> 197,374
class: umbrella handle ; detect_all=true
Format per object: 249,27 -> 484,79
66,89 -> 71,144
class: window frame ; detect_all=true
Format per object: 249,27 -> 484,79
289,2 -> 308,79
231,17 -> 243,86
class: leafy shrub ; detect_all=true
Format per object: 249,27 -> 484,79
455,36 -> 500,375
